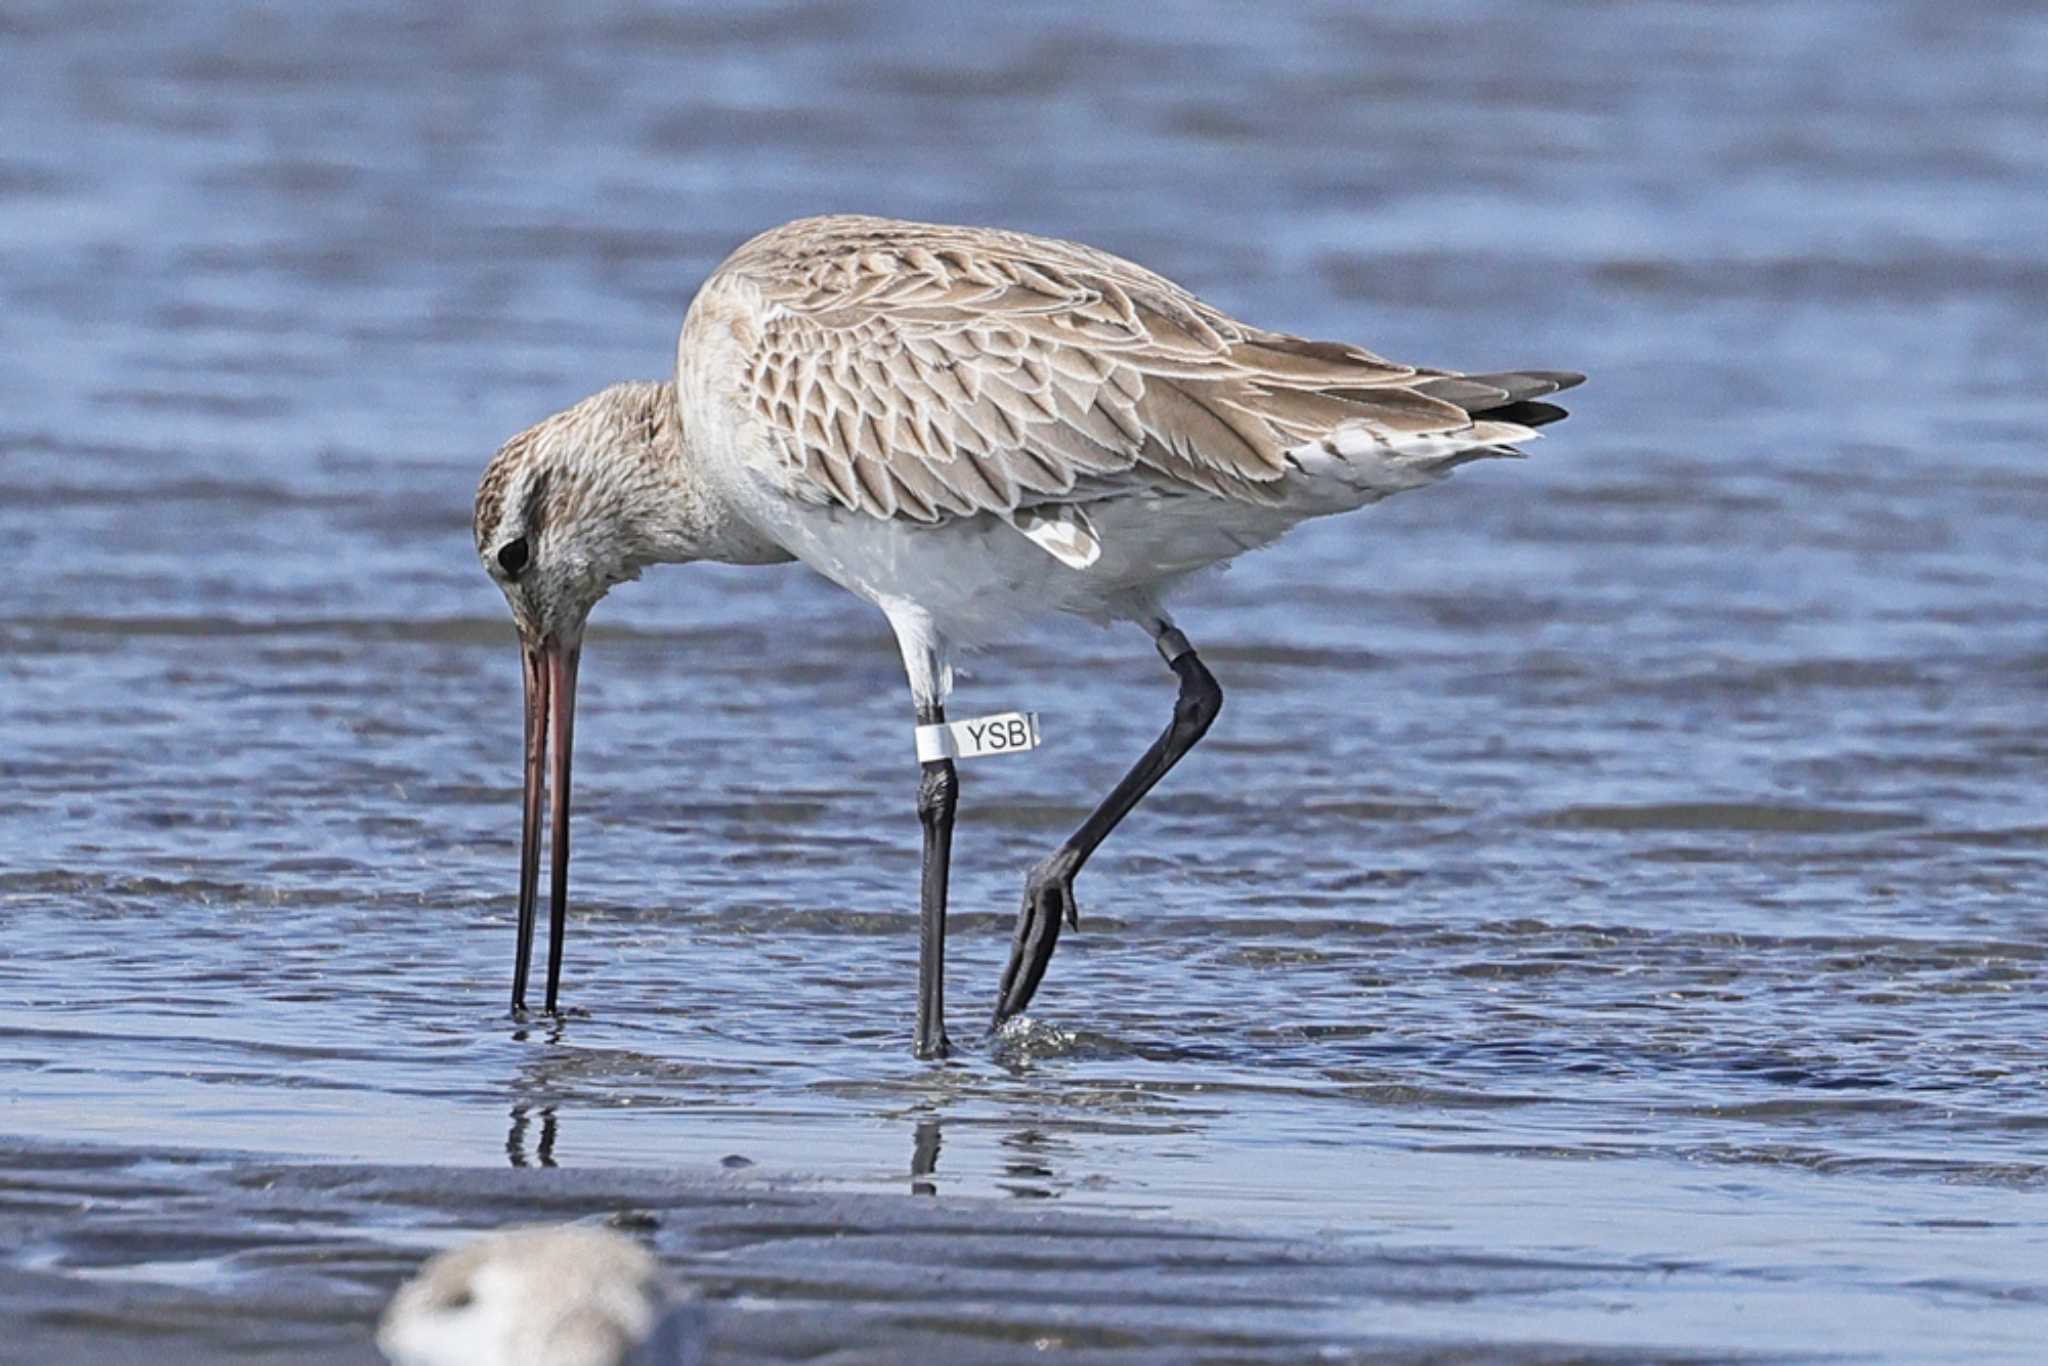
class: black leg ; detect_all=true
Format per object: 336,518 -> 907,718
915,702 -> 958,1059
993,625 -> 1222,1027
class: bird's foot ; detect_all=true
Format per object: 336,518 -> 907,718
993,856 -> 1078,1028
1026,858 -> 1082,932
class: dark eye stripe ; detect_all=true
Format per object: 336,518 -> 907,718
496,537 -> 530,575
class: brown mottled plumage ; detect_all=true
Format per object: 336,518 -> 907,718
702,215 -> 1573,518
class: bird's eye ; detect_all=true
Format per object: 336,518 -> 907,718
496,538 -> 530,575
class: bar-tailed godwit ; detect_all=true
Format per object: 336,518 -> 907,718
474,214 -> 1581,1057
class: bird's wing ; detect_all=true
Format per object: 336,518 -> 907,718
709,215 -> 1530,523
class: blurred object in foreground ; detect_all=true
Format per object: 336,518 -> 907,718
378,1224 -> 706,1366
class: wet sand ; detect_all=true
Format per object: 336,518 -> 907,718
4,1136 -> 1737,1364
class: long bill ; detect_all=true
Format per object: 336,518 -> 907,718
510,636 -> 581,1015
543,639 -> 580,1014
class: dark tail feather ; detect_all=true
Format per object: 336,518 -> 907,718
1412,369 -> 1582,427
1478,398 -> 1570,428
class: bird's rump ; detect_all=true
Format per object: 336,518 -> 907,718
718,216 -> 1580,529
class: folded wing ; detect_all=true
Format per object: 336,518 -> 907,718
715,215 -> 1581,523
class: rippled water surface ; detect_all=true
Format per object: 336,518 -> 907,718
4,1 -> 2048,1359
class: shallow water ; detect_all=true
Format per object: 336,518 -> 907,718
4,0 -> 2048,1359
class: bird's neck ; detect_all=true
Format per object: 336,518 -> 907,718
610,381 -> 793,569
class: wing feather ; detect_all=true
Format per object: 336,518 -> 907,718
710,215 -> 1566,526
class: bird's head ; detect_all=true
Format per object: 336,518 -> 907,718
472,378 -> 793,1014
474,381 -> 683,652
377,1224 -> 697,1366
472,380 -> 684,1014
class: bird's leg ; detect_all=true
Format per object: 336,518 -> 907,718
993,623 -> 1222,1028
915,701 -> 958,1059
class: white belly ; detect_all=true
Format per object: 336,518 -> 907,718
735,476 -> 1320,641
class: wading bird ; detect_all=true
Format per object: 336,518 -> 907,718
474,214 -> 1580,1057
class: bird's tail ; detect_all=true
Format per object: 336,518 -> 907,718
1282,368 -> 1584,502
1386,368 -> 1584,468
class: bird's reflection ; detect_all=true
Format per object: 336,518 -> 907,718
509,1015 -> 570,1047
910,1117 -> 942,1196
904,1115 -> 1075,1200
505,1012 -> 571,1168
998,1127 -> 1056,1199
507,1103 -> 559,1167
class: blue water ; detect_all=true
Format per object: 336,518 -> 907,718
4,1 -> 2047,1359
